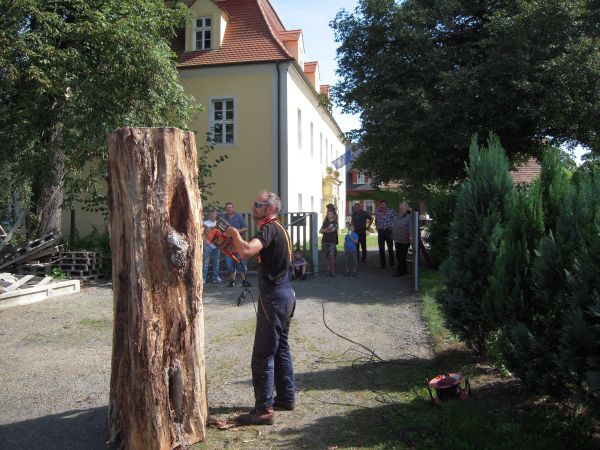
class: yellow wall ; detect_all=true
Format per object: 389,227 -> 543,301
180,68 -> 275,211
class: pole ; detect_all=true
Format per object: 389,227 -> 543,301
413,211 -> 419,292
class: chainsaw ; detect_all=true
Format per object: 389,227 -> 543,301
206,216 -> 241,263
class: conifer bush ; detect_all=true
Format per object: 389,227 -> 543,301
559,169 -> 600,414
437,135 -> 514,353
495,149 -> 576,393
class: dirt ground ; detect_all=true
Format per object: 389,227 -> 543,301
0,251 -> 432,449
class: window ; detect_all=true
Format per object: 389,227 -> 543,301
319,133 -> 323,163
365,200 -> 375,214
298,193 -> 303,211
311,196 -> 314,212
325,138 -> 329,165
310,122 -> 314,158
357,171 -> 366,184
297,109 -> 302,150
211,98 -> 235,144
195,17 -> 212,50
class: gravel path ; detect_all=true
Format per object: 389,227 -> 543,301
0,252 -> 432,449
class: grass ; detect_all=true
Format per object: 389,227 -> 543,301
79,317 -> 112,331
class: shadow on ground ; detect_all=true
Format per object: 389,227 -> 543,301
0,407 -> 108,450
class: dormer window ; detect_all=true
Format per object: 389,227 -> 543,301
195,17 -> 212,50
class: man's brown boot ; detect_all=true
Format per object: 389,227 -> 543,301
235,407 -> 274,425
273,398 -> 295,411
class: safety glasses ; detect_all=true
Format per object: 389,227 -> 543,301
254,201 -> 270,208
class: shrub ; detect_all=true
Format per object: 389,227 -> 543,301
437,135 -> 514,353
423,187 -> 456,269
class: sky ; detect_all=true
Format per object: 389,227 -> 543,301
270,0 -> 361,134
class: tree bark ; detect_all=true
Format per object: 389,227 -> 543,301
34,142 -> 65,237
107,127 -> 207,449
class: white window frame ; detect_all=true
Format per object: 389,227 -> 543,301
357,171 -> 366,184
209,97 -> 236,146
319,132 -> 323,163
365,199 -> 375,214
325,138 -> 329,165
194,17 -> 212,50
297,109 -> 302,150
298,193 -> 303,211
310,122 -> 314,158
311,195 -> 314,212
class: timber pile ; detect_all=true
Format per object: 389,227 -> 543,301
0,230 -> 62,272
0,272 -> 80,310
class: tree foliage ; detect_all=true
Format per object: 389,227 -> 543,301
437,135 -> 514,353
331,0 -> 600,186
0,0 -> 198,234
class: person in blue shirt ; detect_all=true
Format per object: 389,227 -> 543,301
292,249 -> 308,280
224,202 -> 252,287
344,224 -> 359,276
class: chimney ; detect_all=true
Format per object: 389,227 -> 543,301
303,61 -> 320,90
320,84 -> 330,98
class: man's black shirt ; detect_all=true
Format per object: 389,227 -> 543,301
254,221 -> 290,285
351,210 -> 373,231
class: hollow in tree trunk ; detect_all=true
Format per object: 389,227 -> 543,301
107,127 -> 207,449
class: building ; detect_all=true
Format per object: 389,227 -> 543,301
174,0 -> 346,220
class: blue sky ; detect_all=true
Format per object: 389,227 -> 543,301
270,0 -> 361,133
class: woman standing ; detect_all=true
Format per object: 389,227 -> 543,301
320,209 -> 339,277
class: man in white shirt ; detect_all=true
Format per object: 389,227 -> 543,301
202,210 -> 223,284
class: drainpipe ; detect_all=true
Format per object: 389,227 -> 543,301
276,62 -> 282,197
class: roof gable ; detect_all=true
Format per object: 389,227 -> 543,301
178,0 -> 294,68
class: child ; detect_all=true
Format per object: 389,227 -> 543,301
292,249 -> 308,280
344,224 -> 359,276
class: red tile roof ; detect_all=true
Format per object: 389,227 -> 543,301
178,0 -> 294,68
510,158 -> 541,184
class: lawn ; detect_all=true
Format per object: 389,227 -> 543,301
401,269 -> 599,449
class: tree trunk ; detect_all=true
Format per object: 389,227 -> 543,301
107,127 -> 207,449
34,145 -> 65,237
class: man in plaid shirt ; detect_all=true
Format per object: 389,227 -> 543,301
375,200 -> 396,269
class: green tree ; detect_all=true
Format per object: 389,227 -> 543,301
559,169 -> 600,414
0,0 -> 197,235
485,181 -> 544,327
496,149 -> 577,393
331,0 -> 600,186
437,135 -> 514,353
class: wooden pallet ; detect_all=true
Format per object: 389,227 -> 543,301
0,231 -> 61,270
17,262 -> 54,276
0,273 -> 80,310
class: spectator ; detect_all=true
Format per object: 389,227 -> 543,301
375,200 -> 396,269
202,209 -> 223,284
320,209 -> 339,277
350,202 -> 373,263
391,202 -> 412,277
344,224 -> 359,276
223,202 -> 251,288
292,248 -> 308,280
